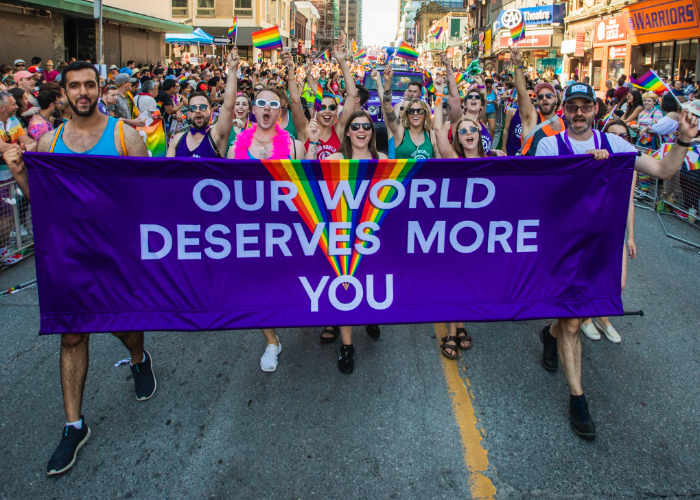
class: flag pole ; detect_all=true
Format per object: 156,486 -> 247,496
644,70 -> 700,117
601,104 -> 618,130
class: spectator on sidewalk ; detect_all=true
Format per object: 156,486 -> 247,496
27,90 -> 62,141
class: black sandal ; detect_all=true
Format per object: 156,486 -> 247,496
366,324 -> 380,339
440,336 -> 459,359
320,326 -> 340,344
456,328 -> 472,350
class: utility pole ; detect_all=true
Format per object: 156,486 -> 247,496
94,0 -> 103,66
345,0 -> 349,51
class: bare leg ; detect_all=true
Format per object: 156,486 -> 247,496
0,215 -> 13,250
111,331 -> 144,364
550,318 -> 583,395
339,326 -> 352,345
488,117 -> 496,139
262,328 -> 278,345
60,334 -> 90,423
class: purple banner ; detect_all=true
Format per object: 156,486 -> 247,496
25,153 -> 635,334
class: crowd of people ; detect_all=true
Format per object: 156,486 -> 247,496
1,33 -> 699,475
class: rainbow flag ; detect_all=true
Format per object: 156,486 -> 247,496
651,142 -> 700,170
314,82 -> 323,111
353,49 -> 367,60
510,14 -> 526,44
137,119 -> 166,158
422,70 -> 434,93
228,17 -> 237,41
433,27 -> 443,40
396,41 -> 419,61
178,74 -> 187,83
251,26 -> 283,50
631,70 -> 667,92
318,49 -> 331,61
454,72 -> 465,84
257,53 -> 262,64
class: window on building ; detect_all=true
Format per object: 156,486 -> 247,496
235,0 -> 253,18
197,0 -> 215,17
172,0 -> 188,17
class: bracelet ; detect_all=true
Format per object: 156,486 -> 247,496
676,138 -> 691,147
477,85 -> 485,89
434,93 -> 445,97
515,65 -> 524,70
310,141 -> 320,146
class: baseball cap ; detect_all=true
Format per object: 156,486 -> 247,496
563,83 -> 596,103
27,66 -> 41,73
534,82 -> 556,95
109,64 -> 118,70
114,73 -> 131,85
13,70 -> 33,81
14,59 -> 25,66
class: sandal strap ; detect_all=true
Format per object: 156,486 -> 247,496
441,335 -> 459,345
455,328 -> 471,340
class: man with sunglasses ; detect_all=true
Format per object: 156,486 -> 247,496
166,50 -> 238,158
534,81 -> 699,440
509,47 -> 564,156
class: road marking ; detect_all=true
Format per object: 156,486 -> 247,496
435,323 -> 497,500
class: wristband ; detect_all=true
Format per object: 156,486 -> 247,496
310,141 -> 320,146
515,65 -> 524,70
477,85 -> 485,89
676,138 -> 691,147
434,93 -> 445,97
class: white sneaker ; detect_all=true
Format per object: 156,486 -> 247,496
260,337 -> 282,372
593,318 -> 621,343
581,321 -> 601,340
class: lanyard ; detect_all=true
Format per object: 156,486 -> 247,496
563,130 -> 599,155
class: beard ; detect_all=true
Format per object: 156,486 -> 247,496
68,95 -> 97,117
539,101 -> 557,115
190,115 -> 210,129
568,114 -> 594,134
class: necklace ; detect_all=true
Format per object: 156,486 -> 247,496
253,136 -> 273,156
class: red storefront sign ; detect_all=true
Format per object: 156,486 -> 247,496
575,31 -> 586,57
595,15 -> 628,44
498,52 -> 511,60
498,34 -> 552,48
609,45 -> 627,59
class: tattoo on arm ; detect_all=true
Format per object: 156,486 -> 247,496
387,110 -> 397,123
383,90 -> 392,104
446,103 -> 452,112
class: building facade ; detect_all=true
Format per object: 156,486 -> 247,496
338,0 -> 362,48
0,0 -> 191,67
170,0 -> 293,62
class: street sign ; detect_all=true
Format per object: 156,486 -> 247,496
291,48 -> 298,55
93,0 -> 101,18
213,37 -> 230,44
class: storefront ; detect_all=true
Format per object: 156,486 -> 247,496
492,5 -> 565,74
562,19 -> 596,84
591,14 -> 630,92
622,0 -> 700,81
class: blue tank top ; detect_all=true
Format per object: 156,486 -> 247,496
175,130 -> 220,158
486,91 -> 496,114
506,110 -> 522,157
51,116 -> 120,156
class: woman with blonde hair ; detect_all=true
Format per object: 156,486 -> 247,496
632,91 -> 664,149
377,67 -> 438,159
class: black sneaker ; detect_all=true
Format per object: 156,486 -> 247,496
539,325 -> 558,372
47,418 -> 91,475
338,344 -> 355,374
130,351 -> 157,401
366,325 -> 380,339
570,396 -> 597,440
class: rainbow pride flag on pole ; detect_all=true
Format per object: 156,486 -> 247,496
396,41 -> 419,61
314,82 -> 323,111
630,70 -> 667,92
251,26 -> 283,50
353,49 -> 367,60
318,49 -> 331,61
228,17 -> 238,44
433,27 -> 443,41
257,53 -> 262,64
136,119 -> 166,158
423,70 -> 435,93
510,13 -> 526,44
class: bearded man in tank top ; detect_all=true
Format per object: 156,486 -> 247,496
3,61 -> 155,476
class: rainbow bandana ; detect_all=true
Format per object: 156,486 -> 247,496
251,26 -> 283,50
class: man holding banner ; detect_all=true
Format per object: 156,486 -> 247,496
2,61 -> 157,475
534,82 -> 699,440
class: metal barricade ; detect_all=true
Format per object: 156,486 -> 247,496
0,179 -> 33,269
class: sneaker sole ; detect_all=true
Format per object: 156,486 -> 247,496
136,352 -> 157,401
47,427 -> 91,475
538,328 -> 558,372
571,424 -> 596,440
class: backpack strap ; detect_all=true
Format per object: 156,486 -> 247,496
516,114 -> 559,155
206,129 -> 222,158
49,123 -> 65,153
118,120 -> 127,156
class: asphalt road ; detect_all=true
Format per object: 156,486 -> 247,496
1,207 -> 699,500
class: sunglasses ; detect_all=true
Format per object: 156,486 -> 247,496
537,93 -> 555,100
240,85 -> 251,90
565,103 -> 594,114
458,126 -> 480,135
610,132 -> 630,139
188,104 -> 210,112
255,98 -> 281,109
528,93 -> 537,99
104,85 -> 117,91
350,122 -> 373,131
254,86 -> 264,91
319,104 -> 338,111
465,94 -> 481,101
15,64 -> 25,67
406,108 -> 426,115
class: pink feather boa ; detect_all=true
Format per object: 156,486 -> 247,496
232,123 -> 292,159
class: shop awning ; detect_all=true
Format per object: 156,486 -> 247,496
166,29 -> 231,45
12,0 -> 193,33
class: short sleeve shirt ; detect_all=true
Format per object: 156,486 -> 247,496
27,113 -> 53,142
534,131 -> 638,157
0,116 -> 27,180
115,93 -> 131,120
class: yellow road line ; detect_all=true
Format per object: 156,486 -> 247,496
435,323 -> 497,500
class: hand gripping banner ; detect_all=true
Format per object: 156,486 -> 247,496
24,153 -> 635,334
